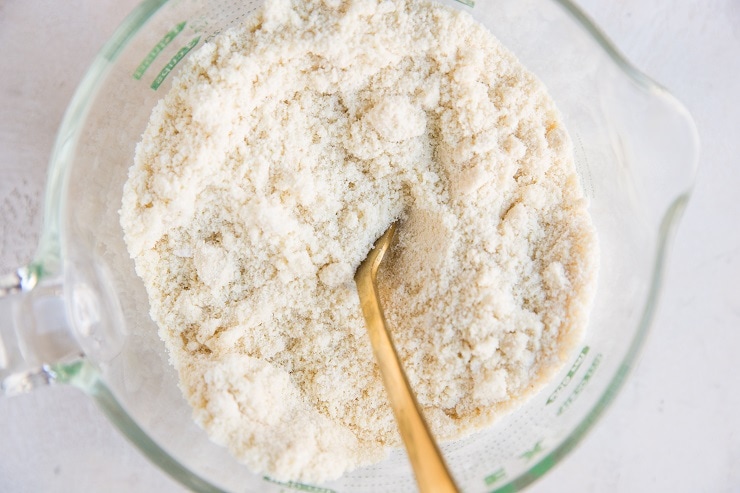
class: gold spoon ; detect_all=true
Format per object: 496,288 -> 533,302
354,223 -> 459,493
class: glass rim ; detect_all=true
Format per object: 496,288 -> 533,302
39,0 -> 700,492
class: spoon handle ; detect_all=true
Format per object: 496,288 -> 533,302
355,224 -> 458,493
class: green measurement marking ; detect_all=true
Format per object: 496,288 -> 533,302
546,345 -> 590,405
484,467 -> 506,486
557,353 -> 603,416
455,0 -> 475,6
263,477 -> 337,493
150,35 -> 201,90
519,440 -> 544,462
133,21 -> 186,80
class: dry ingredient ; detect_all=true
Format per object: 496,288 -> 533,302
120,0 -> 598,483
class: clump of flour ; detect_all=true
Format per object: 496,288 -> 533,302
120,0 -> 598,482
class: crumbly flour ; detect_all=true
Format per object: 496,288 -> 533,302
120,0 -> 598,482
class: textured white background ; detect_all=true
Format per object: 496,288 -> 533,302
1,1 -> 738,492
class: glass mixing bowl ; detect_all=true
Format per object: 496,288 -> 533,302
0,0 -> 699,491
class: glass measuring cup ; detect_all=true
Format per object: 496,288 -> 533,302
0,0 -> 699,491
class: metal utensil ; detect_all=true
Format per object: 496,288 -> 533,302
354,222 -> 459,493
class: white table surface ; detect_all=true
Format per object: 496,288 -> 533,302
1,1 -> 738,492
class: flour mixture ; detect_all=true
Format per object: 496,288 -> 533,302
120,0 -> 598,482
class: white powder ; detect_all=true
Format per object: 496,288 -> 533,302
120,0 -> 598,483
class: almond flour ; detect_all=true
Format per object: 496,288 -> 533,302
120,0 -> 598,482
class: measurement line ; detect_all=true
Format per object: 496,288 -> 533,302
133,21 -> 186,80
557,353 -> 603,416
150,35 -> 201,90
546,345 -> 590,405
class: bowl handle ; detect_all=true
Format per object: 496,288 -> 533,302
604,71 -> 700,227
0,265 -> 81,395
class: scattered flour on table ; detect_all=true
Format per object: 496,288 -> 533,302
120,0 -> 598,483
